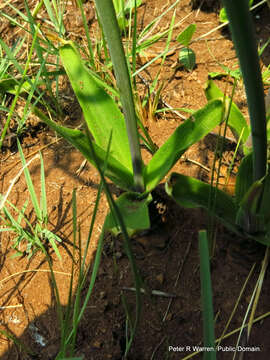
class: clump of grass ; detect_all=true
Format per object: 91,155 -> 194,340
0,141 -> 62,259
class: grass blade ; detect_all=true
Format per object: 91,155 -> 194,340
17,140 -> 42,221
222,0 -> 267,181
199,230 -> 216,360
94,0 -> 144,191
40,152 -> 48,224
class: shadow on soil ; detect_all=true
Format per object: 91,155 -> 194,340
1,187 -> 270,360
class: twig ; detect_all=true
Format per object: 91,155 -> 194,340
0,269 -> 71,285
122,287 -> 178,298
0,304 -> 23,309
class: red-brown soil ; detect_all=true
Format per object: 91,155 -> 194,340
0,1 -> 270,359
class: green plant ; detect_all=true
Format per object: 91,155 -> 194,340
35,1 -> 225,236
54,186 -> 103,359
0,29 -> 46,148
166,0 -> 270,246
219,0 -> 254,23
113,0 -> 142,31
177,23 -> 197,71
0,141 -> 62,259
30,4 -> 224,355
0,1 -> 221,356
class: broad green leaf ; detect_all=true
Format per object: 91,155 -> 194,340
166,173 -> 239,233
144,99 -> 224,193
236,178 -> 265,234
34,107 -> 134,191
208,69 -> 242,80
177,24 -> 196,47
236,170 -> 270,242
178,47 -> 196,71
204,79 -> 250,144
219,0 -> 253,23
235,153 -> 253,205
124,0 -> 142,13
104,192 -> 152,236
59,41 -> 132,172
219,7 -> 228,23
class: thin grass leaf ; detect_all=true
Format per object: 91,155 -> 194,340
39,151 -> 48,224
69,190 -> 78,354
137,0 -> 181,41
76,0 -> 95,68
0,37 -> 24,77
151,10 -> 175,90
83,121 -> 142,357
17,140 -> 42,221
247,247 -> 269,339
0,329 -> 35,356
199,230 -> 216,360
216,263 -> 256,348
23,1 -> 63,112
60,133 -> 112,353
0,29 -> 39,148
41,229 -> 62,261
18,55 -> 48,133
60,180 -> 104,352
15,198 -> 27,222
43,0 -> 65,35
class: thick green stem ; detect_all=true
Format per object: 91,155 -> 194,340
94,0 -> 144,192
222,0 -> 267,181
